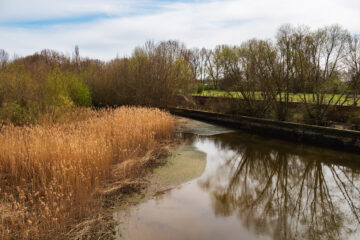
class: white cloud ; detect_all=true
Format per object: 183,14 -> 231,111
0,0 -> 359,60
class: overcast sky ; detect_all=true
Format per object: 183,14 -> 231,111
0,0 -> 359,61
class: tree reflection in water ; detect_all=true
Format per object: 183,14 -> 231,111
197,133 -> 360,240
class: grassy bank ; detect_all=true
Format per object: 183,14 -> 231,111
195,90 -> 355,105
0,107 -> 174,239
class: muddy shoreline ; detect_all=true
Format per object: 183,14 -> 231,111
68,117 -> 207,240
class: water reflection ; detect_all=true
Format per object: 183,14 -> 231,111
117,127 -> 360,240
198,133 -> 360,240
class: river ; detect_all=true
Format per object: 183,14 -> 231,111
115,118 -> 360,240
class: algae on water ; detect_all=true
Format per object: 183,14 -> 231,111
152,144 -> 206,186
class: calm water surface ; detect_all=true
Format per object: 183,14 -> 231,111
116,120 -> 360,240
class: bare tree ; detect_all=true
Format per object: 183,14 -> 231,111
288,25 -> 350,124
0,49 -> 8,106
205,46 -> 223,89
73,45 -> 81,71
0,49 -> 9,66
273,25 -> 296,120
199,48 -> 208,84
346,34 -> 360,105
189,48 -> 201,81
220,41 -> 274,117
188,47 -> 209,85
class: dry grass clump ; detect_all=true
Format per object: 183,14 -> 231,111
0,107 -> 174,239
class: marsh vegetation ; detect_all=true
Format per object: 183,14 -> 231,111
0,107 -> 173,239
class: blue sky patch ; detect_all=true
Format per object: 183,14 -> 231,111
0,13 -> 114,28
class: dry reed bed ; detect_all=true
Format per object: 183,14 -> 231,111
0,107 -> 174,239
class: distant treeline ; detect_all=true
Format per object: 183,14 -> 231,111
0,24 -> 359,124
0,41 -> 195,124
189,24 -> 360,123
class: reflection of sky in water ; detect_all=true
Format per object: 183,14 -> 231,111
116,120 -> 360,240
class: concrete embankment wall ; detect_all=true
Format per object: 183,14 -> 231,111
169,108 -> 360,153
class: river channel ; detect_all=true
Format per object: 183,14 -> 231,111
115,118 -> 360,240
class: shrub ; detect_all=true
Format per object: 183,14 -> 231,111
197,83 -> 206,93
0,64 -> 92,124
67,74 -> 92,107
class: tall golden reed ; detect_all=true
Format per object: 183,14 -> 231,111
0,107 -> 174,239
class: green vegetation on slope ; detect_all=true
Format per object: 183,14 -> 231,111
195,90 -> 356,106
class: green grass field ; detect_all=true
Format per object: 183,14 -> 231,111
194,90 -> 358,106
